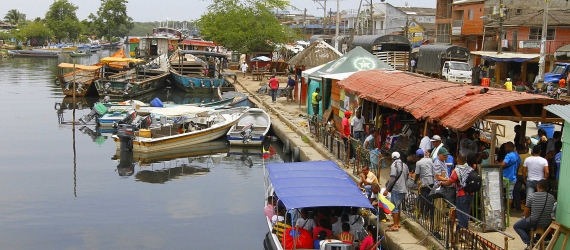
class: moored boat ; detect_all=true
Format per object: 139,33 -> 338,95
112,106 -> 249,152
169,50 -> 235,92
263,161 -> 374,250
94,54 -> 170,99
69,50 -> 93,57
226,108 -> 271,145
56,63 -> 101,97
8,50 -> 59,58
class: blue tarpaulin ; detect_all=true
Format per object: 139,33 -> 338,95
266,161 -> 373,210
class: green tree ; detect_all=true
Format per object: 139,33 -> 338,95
197,0 -> 291,53
4,9 -> 26,27
45,0 -> 82,41
88,0 -> 134,40
16,20 -> 54,44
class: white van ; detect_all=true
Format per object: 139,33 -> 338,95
442,61 -> 472,84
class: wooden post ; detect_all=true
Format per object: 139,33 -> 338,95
489,124 -> 498,164
519,121 -> 527,147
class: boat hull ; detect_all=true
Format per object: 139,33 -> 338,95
113,120 -> 238,153
94,72 -> 169,99
226,108 -> 271,146
170,69 -> 233,93
57,74 -> 99,97
69,53 -> 92,57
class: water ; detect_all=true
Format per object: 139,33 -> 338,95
0,54 -> 284,249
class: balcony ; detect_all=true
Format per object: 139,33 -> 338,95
451,20 -> 463,35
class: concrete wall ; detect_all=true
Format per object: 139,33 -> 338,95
485,0 -> 570,15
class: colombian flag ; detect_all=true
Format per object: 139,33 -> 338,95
262,148 -> 270,159
378,195 -> 395,215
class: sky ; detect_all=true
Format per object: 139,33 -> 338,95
1,0 -> 435,22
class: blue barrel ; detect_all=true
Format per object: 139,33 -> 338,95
538,123 -> 555,138
150,97 -> 163,107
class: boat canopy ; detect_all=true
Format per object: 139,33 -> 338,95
99,57 -> 144,64
266,161 -> 373,210
147,105 -> 214,118
58,63 -> 102,71
178,50 -> 227,58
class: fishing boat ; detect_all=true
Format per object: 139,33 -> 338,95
7,50 -> 59,58
263,161 -> 374,250
56,49 -> 130,97
56,63 -> 101,97
94,54 -> 170,99
112,106 -> 249,152
226,108 -> 271,145
69,50 -> 93,57
169,50 -> 235,92
33,44 -> 78,53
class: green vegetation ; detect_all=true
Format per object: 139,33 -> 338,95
3,9 -> 26,27
45,0 -> 82,41
302,135 -> 310,144
16,20 -> 53,43
88,0 -> 134,39
198,0 -> 292,53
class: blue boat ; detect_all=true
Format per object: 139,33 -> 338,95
169,50 -> 235,93
263,161 -> 374,250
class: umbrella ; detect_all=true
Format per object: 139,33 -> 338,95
251,56 -> 271,62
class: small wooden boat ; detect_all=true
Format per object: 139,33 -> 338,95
56,48 -> 130,97
169,50 -> 235,92
226,108 -> 271,145
8,50 -> 59,58
94,54 -> 170,99
70,51 -> 93,57
112,106 -> 249,152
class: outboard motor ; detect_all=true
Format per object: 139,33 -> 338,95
123,83 -> 133,95
200,79 -> 205,88
103,82 -> 111,94
65,81 -> 72,90
240,123 -> 254,144
76,83 -> 85,94
101,96 -> 111,104
79,102 -> 108,124
117,123 -> 135,152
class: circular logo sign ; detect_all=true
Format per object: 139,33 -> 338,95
353,57 -> 377,71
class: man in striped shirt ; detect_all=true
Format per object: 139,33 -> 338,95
513,179 -> 555,249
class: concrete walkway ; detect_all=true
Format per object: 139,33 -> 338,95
231,72 -> 534,249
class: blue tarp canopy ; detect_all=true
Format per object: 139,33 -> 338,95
266,161 -> 373,210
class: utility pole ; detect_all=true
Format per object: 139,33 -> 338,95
334,0 -> 340,49
314,0 -> 328,35
329,8 -> 333,34
303,8 -> 307,36
497,0 -> 504,54
537,0 -> 550,84
369,0 -> 373,35
348,0 -> 364,50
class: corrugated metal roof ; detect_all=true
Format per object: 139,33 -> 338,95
338,70 -> 567,130
287,40 -> 342,68
545,104 -> 570,122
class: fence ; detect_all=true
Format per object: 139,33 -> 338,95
401,189 -> 515,250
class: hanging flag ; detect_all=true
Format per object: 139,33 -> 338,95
263,148 -> 270,159
378,195 -> 395,215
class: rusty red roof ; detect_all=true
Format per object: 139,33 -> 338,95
337,70 -> 566,130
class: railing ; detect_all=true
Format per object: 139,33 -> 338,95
452,20 -> 464,27
401,189 -> 515,249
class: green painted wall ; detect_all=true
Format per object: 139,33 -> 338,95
553,122 -> 570,248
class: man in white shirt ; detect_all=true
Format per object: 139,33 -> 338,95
351,109 -> 365,143
295,208 -> 315,232
429,135 -> 444,161
459,128 -> 477,156
523,145 -> 549,198
419,129 -> 434,154
240,61 -> 248,77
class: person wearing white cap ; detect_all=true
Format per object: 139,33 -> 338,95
383,151 -> 409,231
429,135 -> 444,161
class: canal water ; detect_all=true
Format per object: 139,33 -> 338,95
0,53 -> 285,249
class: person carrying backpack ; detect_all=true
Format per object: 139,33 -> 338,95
439,153 -> 481,229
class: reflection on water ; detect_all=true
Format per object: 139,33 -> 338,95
0,57 -> 281,249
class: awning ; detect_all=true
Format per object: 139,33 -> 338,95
471,51 -> 540,62
545,104 -> 570,122
58,63 -> 101,71
302,64 -> 326,78
267,161 -> 373,210
555,44 -> 570,59
337,70 -> 566,130
99,57 -> 144,64
178,50 -> 226,57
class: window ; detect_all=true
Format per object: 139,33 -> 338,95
529,27 -> 555,40
468,9 -> 474,20
515,9 -> 522,15
436,23 -> 451,43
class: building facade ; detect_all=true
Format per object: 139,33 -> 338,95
344,2 -> 407,36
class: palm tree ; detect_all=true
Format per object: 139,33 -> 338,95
4,9 -> 26,27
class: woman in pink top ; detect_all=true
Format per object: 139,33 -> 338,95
264,196 -> 275,220
360,225 -> 381,250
